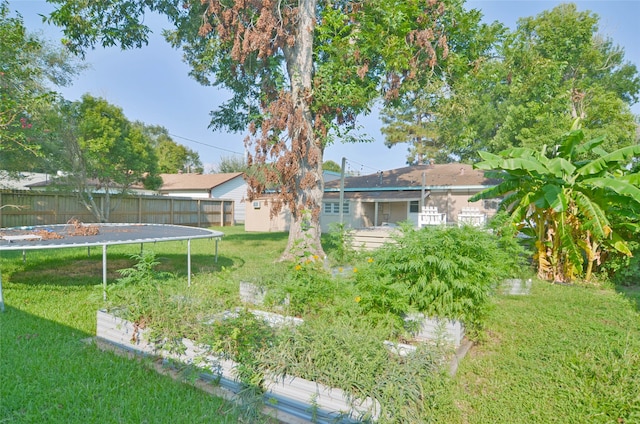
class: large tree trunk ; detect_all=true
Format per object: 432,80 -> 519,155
279,0 -> 324,261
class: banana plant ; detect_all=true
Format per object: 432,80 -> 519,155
470,128 -> 640,282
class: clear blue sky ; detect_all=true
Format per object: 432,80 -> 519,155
8,0 -> 640,174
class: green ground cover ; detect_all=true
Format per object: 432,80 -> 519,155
1,225 -> 638,423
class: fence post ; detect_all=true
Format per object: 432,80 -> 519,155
197,199 -> 201,228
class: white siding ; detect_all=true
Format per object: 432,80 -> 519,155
162,190 -> 210,198
211,176 -> 247,224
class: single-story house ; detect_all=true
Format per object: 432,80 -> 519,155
0,172 -> 52,190
158,173 -> 247,224
245,163 -> 500,232
322,163 -> 500,231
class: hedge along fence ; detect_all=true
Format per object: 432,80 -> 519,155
0,190 -> 234,228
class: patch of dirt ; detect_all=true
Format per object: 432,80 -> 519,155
12,258 -> 134,283
466,330 -> 502,359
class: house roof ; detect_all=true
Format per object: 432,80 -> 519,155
159,173 -> 244,191
325,163 -> 498,191
324,191 -> 427,201
0,172 -> 52,190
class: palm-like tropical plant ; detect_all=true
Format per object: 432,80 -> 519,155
470,127 -> 640,282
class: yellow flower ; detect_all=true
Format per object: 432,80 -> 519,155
367,257 -> 374,263
353,267 -> 358,273
295,264 -> 302,271
305,259 -> 311,265
355,296 -> 361,303
313,255 -> 319,260
338,267 -> 343,272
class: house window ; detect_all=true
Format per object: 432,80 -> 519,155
484,199 -> 500,210
323,201 -> 350,214
409,200 -> 419,213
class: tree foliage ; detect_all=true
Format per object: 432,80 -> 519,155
0,1 -> 81,173
216,155 -> 247,173
380,0 -> 504,165
471,125 -> 640,283
135,123 -> 203,174
42,95 -> 161,222
322,159 -> 341,173
438,4 -> 640,161
46,0 -> 450,259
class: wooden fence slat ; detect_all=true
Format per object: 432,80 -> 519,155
0,190 -> 233,228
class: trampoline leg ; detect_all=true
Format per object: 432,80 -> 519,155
103,244 -> 108,301
187,239 -> 192,287
22,250 -> 26,263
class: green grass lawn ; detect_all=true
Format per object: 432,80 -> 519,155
1,225 -> 639,423
447,281 -> 640,423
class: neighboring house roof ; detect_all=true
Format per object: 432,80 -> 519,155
323,170 -> 341,182
0,172 -> 52,190
324,164 -> 499,200
24,176 -> 153,194
158,173 -> 244,192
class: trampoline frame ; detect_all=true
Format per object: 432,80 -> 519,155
0,223 -> 224,312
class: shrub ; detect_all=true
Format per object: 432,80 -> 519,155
600,239 -> 640,286
107,250 -> 174,323
325,222 -> 358,264
262,258 -> 349,316
365,224 -> 524,330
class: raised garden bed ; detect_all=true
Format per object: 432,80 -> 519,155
405,313 -> 465,348
96,310 -> 379,423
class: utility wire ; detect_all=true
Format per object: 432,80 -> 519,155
344,158 -> 380,174
169,133 -> 244,156
169,133 -> 382,174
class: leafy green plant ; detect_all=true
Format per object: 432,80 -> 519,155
471,126 -> 640,282
325,222 -> 357,264
352,261 -> 410,333
107,250 -> 175,322
258,315 -> 454,423
367,224 -> 522,331
263,258 -> 347,317
202,310 -> 278,423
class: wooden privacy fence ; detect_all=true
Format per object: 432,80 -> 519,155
0,190 -> 234,228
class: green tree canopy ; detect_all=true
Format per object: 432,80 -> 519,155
438,4 -> 639,161
46,0 -> 450,259
216,155 -> 247,173
380,0 -> 505,165
43,95 -> 161,222
135,123 -> 203,174
322,160 -> 341,173
0,1 -> 81,173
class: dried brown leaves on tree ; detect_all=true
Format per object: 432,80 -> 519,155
195,0 -> 447,258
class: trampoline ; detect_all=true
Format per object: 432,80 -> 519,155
0,223 -> 224,312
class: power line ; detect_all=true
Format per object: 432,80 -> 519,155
169,133 -> 381,174
168,133 -> 244,156
344,158 -> 379,174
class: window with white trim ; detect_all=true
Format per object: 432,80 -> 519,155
323,201 -> 350,214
